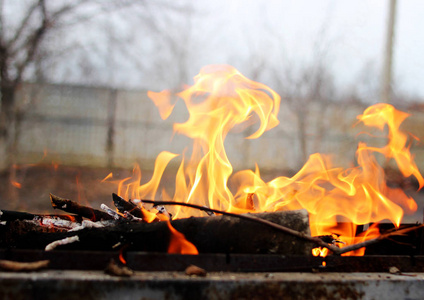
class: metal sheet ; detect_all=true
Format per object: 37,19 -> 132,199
1,271 -> 424,300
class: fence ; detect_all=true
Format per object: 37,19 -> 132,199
6,83 -> 424,173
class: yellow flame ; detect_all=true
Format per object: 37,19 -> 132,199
113,65 -> 422,256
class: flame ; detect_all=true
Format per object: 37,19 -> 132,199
112,65 -> 422,256
166,221 -> 198,255
119,245 -> 129,264
102,172 -> 113,182
10,181 -> 22,189
148,64 -> 280,218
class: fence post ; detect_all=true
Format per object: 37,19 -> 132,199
106,89 -> 117,168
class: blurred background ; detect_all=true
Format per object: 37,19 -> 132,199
0,0 -> 423,213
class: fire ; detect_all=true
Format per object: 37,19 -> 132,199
110,65 -> 423,256
166,221 -> 198,255
10,181 -> 22,189
147,65 -> 280,218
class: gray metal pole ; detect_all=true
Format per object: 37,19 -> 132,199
381,0 -> 397,104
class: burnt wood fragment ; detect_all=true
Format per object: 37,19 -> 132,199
112,193 -> 144,219
50,194 -> 113,221
0,209 -> 82,223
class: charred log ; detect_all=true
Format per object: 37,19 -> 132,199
0,210 -> 313,255
0,209 -> 82,223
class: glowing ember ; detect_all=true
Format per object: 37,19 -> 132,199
10,181 -> 22,189
107,65 -> 423,256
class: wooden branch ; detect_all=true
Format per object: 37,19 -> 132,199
50,194 -> 113,221
0,209 -> 81,223
112,193 -> 144,219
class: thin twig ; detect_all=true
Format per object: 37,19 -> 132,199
334,224 -> 424,255
140,199 -> 424,256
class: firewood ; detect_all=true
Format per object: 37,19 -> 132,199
112,193 -> 143,217
0,210 -> 81,222
112,193 -> 159,222
0,210 -> 313,255
50,194 -> 113,221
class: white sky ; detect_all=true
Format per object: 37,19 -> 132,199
38,0 -> 424,100
188,0 -> 424,98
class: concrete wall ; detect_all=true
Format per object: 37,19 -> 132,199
9,83 -> 424,173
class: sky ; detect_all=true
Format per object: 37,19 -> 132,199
23,0 -> 424,101
190,0 -> 424,99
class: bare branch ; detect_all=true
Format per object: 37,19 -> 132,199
13,0 -> 49,84
7,1 -> 40,50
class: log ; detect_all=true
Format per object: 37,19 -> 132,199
50,194 -> 113,221
0,210 -> 313,255
0,209 -> 82,223
0,210 -> 35,221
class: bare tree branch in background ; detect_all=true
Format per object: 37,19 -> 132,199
0,0 -> 136,206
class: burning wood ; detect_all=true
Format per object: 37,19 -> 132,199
3,190 -> 424,256
112,193 -> 159,222
1,66 -> 423,263
112,193 -> 143,219
0,200 -> 313,255
100,204 -> 122,220
50,194 -> 113,221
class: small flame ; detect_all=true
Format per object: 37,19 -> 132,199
101,172 -> 113,182
312,247 -> 329,257
119,245 -> 128,265
166,221 -> 198,255
10,181 -> 22,189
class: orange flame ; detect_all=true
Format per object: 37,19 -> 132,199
11,181 -> 22,189
166,221 -> 198,255
112,65 -> 422,256
119,245 -> 128,264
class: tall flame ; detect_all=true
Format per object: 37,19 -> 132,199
147,65 -> 280,218
111,65 -> 423,256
